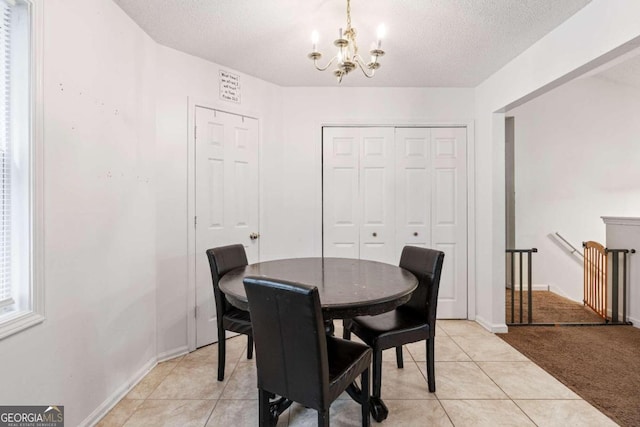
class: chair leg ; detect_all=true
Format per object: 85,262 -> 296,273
318,409 -> 330,427
342,320 -> 352,340
361,368 -> 370,427
395,346 -> 404,369
372,349 -> 382,398
258,388 -> 271,427
217,328 -> 226,381
247,335 -> 254,359
426,337 -> 435,392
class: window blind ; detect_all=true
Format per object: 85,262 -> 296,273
0,0 -> 12,308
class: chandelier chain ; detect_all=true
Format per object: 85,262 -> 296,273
345,0 -> 358,56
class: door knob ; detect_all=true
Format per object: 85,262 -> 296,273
372,232 -> 377,237
249,232 -> 260,240
414,232 -> 418,236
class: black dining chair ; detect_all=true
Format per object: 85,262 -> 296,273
243,276 -> 372,427
343,246 -> 444,418
206,244 -> 253,381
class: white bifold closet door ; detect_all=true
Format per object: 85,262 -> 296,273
323,127 -> 396,263
323,126 -> 467,318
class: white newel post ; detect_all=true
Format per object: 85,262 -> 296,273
602,217 -> 640,327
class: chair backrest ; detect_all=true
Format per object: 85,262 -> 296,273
243,276 -> 330,410
206,244 -> 248,321
399,246 -> 445,332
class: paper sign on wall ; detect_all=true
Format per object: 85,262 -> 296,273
219,70 -> 241,103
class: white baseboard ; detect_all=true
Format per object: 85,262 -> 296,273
547,286 -> 582,303
79,346 -> 189,427
626,314 -> 640,328
158,345 -> 189,363
475,315 -> 507,334
531,284 -> 549,291
508,283 -> 549,291
78,358 -> 156,427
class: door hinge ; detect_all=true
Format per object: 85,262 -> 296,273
194,306 -> 198,319
194,125 -> 197,139
194,216 -> 198,228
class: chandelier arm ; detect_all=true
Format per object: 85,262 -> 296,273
354,55 -> 375,78
313,56 -> 337,72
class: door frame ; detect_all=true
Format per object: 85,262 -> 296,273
319,119 -> 476,320
186,97 -> 262,352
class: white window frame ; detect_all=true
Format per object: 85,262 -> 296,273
0,0 -> 44,340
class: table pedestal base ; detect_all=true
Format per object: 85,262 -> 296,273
325,319 -> 389,422
369,396 -> 389,422
344,382 -> 388,422
267,395 -> 292,426
267,381 -> 379,425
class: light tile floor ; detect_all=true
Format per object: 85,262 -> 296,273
96,321 -> 618,427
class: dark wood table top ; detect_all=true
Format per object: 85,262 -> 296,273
219,257 -> 418,319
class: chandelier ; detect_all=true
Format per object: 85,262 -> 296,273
307,0 -> 386,83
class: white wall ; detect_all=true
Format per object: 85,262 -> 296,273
474,0 -> 640,331
277,87 -> 475,260
0,0 -> 157,426
154,46 -> 283,356
508,77 -> 640,302
154,61 -> 474,353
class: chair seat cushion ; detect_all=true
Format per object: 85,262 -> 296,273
222,307 -> 252,335
350,309 -> 429,350
326,336 -> 372,402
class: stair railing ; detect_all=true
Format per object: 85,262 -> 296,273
506,248 -> 538,324
605,247 -> 635,323
583,241 -> 635,323
554,232 -> 583,259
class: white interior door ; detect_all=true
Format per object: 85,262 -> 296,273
323,127 -> 396,263
323,126 -> 468,318
195,107 -> 259,348
395,127 -> 468,317
430,128 -> 467,318
359,128 -> 396,263
323,127 -> 360,259
395,128 -> 432,253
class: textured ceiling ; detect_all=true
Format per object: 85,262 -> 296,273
113,0 -> 592,87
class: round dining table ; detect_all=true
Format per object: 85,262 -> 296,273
219,257 -> 418,422
220,257 -> 417,318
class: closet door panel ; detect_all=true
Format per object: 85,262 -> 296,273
431,127 -> 467,318
395,128 -> 431,260
323,128 -> 360,258
359,128 -> 396,263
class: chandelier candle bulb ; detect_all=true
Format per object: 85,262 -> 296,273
311,30 -> 319,52
376,24 -> 386,48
